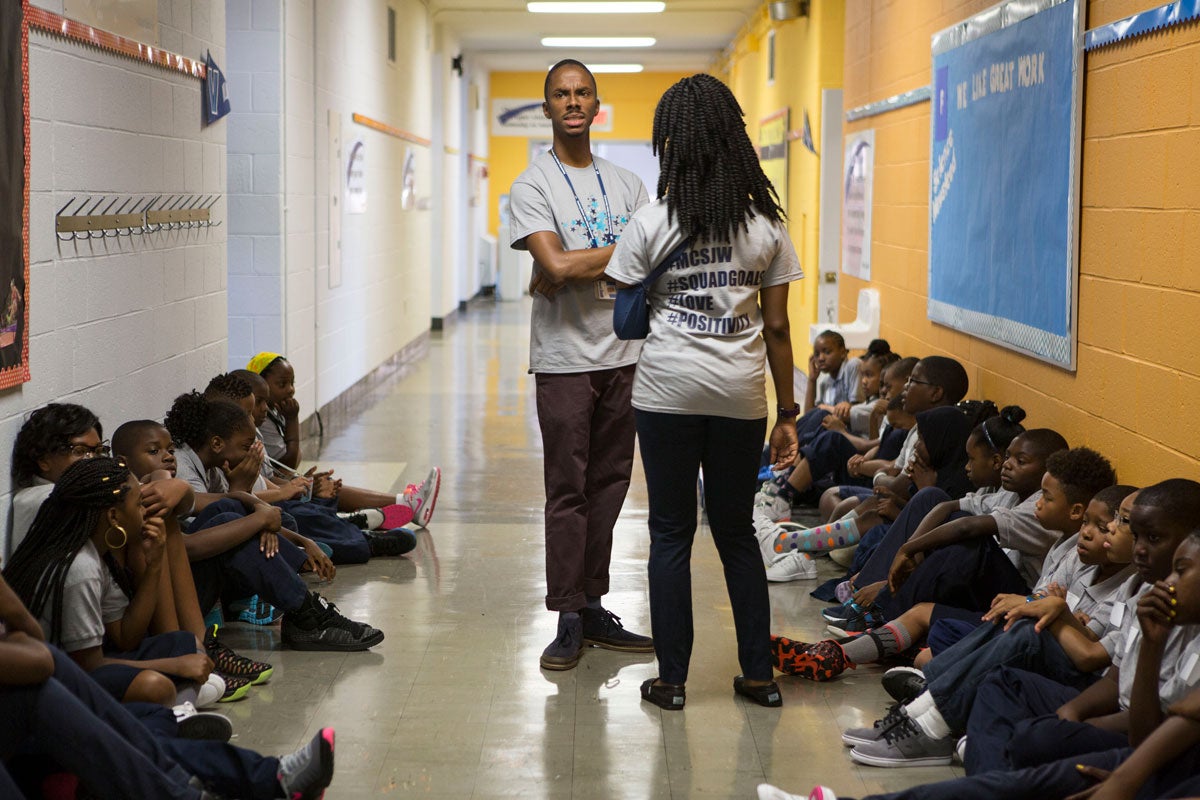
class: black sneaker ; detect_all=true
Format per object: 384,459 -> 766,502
540,612 -> 583,671
882,666 -> 927,704
364,528 -> 417,556
581,607 -> 654,652
281,593 -> 385,651
338,509 -> 384,530
278,728 -> 335,800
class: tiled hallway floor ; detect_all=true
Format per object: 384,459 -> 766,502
222,299 -> 961,799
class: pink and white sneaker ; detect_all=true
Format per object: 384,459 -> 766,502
400,466 -> 441,528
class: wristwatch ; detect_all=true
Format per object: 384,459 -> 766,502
777,403 -> 801,419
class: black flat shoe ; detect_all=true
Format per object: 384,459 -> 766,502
641,678 -> 685,710
733,675 -> 782,707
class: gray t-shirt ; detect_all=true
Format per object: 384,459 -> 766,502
259,408 -> 288,463
175,444 -> 267,500
991,490 -> 1058,588
509,151 -> 648,373
606,201 -> 803,419
10,479 -> 54,558
815,357 -> 862,406
38,540 -> 128,652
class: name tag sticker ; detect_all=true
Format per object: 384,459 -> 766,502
1111,602 -> 1125,627
1066,591 -> 1081,610
593,279 -> 618,301
1125,626 -> 1140,655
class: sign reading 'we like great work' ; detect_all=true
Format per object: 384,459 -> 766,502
927,0 -> 1083,369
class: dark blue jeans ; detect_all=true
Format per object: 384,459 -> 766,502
967,667 -> 1115,775
276,496 -> 370,564
0,647 -> 200,799
857,487 -> 954,586
924,620 -> 1099,734
859,741 -> 1200,800
876,536 -> 1029,621
187,498 -> 309,614
800,429 -> 867,488
636,410 -> 771,685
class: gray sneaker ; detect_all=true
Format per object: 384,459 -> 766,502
277,728 -> 335,800
849,716 -> 956,767
540,612 -> 584,670
841,703 -> 905,747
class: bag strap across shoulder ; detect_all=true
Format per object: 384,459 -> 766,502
640,235 -> 695,289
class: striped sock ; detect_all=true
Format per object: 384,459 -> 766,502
837,621 -> 913,665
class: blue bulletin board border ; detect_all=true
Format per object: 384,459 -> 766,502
928,0 -> 1084,370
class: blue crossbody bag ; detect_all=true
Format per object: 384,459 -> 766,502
612,236 -> 694,341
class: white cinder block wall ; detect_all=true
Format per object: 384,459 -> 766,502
225,0 -> 284,370
3,0 -> 227,557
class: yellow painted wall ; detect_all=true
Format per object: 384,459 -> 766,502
842,0 -> 1200,484
718,0 -> 846,331
487,70 -> 692,237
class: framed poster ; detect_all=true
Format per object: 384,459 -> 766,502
758,109 -> 788,214
928,0 -> 1083,368
842,129 -> 874,281
0,0 -> 30,388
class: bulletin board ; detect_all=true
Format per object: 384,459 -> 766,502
758,109 -> 789,215
0,0 -> 30,388
927,0 -> 1083,369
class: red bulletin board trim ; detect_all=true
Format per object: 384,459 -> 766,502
0,0 -> 32,390
351,113 -> 432,148
26,6 -> 206,80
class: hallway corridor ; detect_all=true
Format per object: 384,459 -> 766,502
219,299 -> 960,799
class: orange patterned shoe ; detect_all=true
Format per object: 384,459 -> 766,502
771,636 -> 851,681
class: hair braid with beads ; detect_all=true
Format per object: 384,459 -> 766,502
652,74 -> 785,242
2,457 -> 132,645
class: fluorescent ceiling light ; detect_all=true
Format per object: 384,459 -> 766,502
541,36 -> 656,47
570,63 -> 645,73
528,2 -> 665,12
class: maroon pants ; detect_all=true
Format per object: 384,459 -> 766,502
535,365 -> 636,612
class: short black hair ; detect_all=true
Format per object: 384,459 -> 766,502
1018,428 -> 1070,458
865,338 -> 891,358
1092,484 -> 1138,516
111,419 -> 168,460
816,330 -> 846,349
1134,479 -> 1200,523
1045,447 -> 1117,505
204,372 -> 253,403
231,368 -> 267,390
544,59 -> 597,101
12,404 -> 104,488
918,356 -> 969,404
164,392 -> 255,450
887,356 -> 918,382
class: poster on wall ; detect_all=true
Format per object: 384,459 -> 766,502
758,109 -> 788,215
345,136 -> 366,214
401,148 -> 416,211
490,98 -> 613,136
928,0 -> 1082,368
0,0 -> 29,388
841,129 -> 874,281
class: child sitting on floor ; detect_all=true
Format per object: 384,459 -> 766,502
758,514 -> 1200,800
771,467 -> 1131,684
803,330 -> 862,420
825,428 -> 1069,635
841,479 -> 1186,773
2,458 -> 214,707
242,354 -> 441,528
162,391 -> 384,652
203,373 -> 417,561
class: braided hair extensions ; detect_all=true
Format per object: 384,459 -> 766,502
2,457 -> 132,643
652,74 -> 785,243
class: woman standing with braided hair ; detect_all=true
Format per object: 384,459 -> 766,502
606,74 -> 803,709
3,457 -> 212,705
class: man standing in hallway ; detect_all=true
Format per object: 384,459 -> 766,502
508,59 -> 654,670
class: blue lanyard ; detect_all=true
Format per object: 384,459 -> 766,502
549,150 -> 614,248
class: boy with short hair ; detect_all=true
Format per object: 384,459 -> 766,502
804,330 -> 861,418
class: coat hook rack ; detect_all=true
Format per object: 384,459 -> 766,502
55,194 -> 222,242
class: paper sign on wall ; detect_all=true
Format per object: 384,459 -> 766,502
842,129 -> 874,281
345,136 -> 366,214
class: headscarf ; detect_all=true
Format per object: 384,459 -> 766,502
915,405 -> 975,499
246,352 -> 284,375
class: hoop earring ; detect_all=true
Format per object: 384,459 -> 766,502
104,524 -> 128,550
